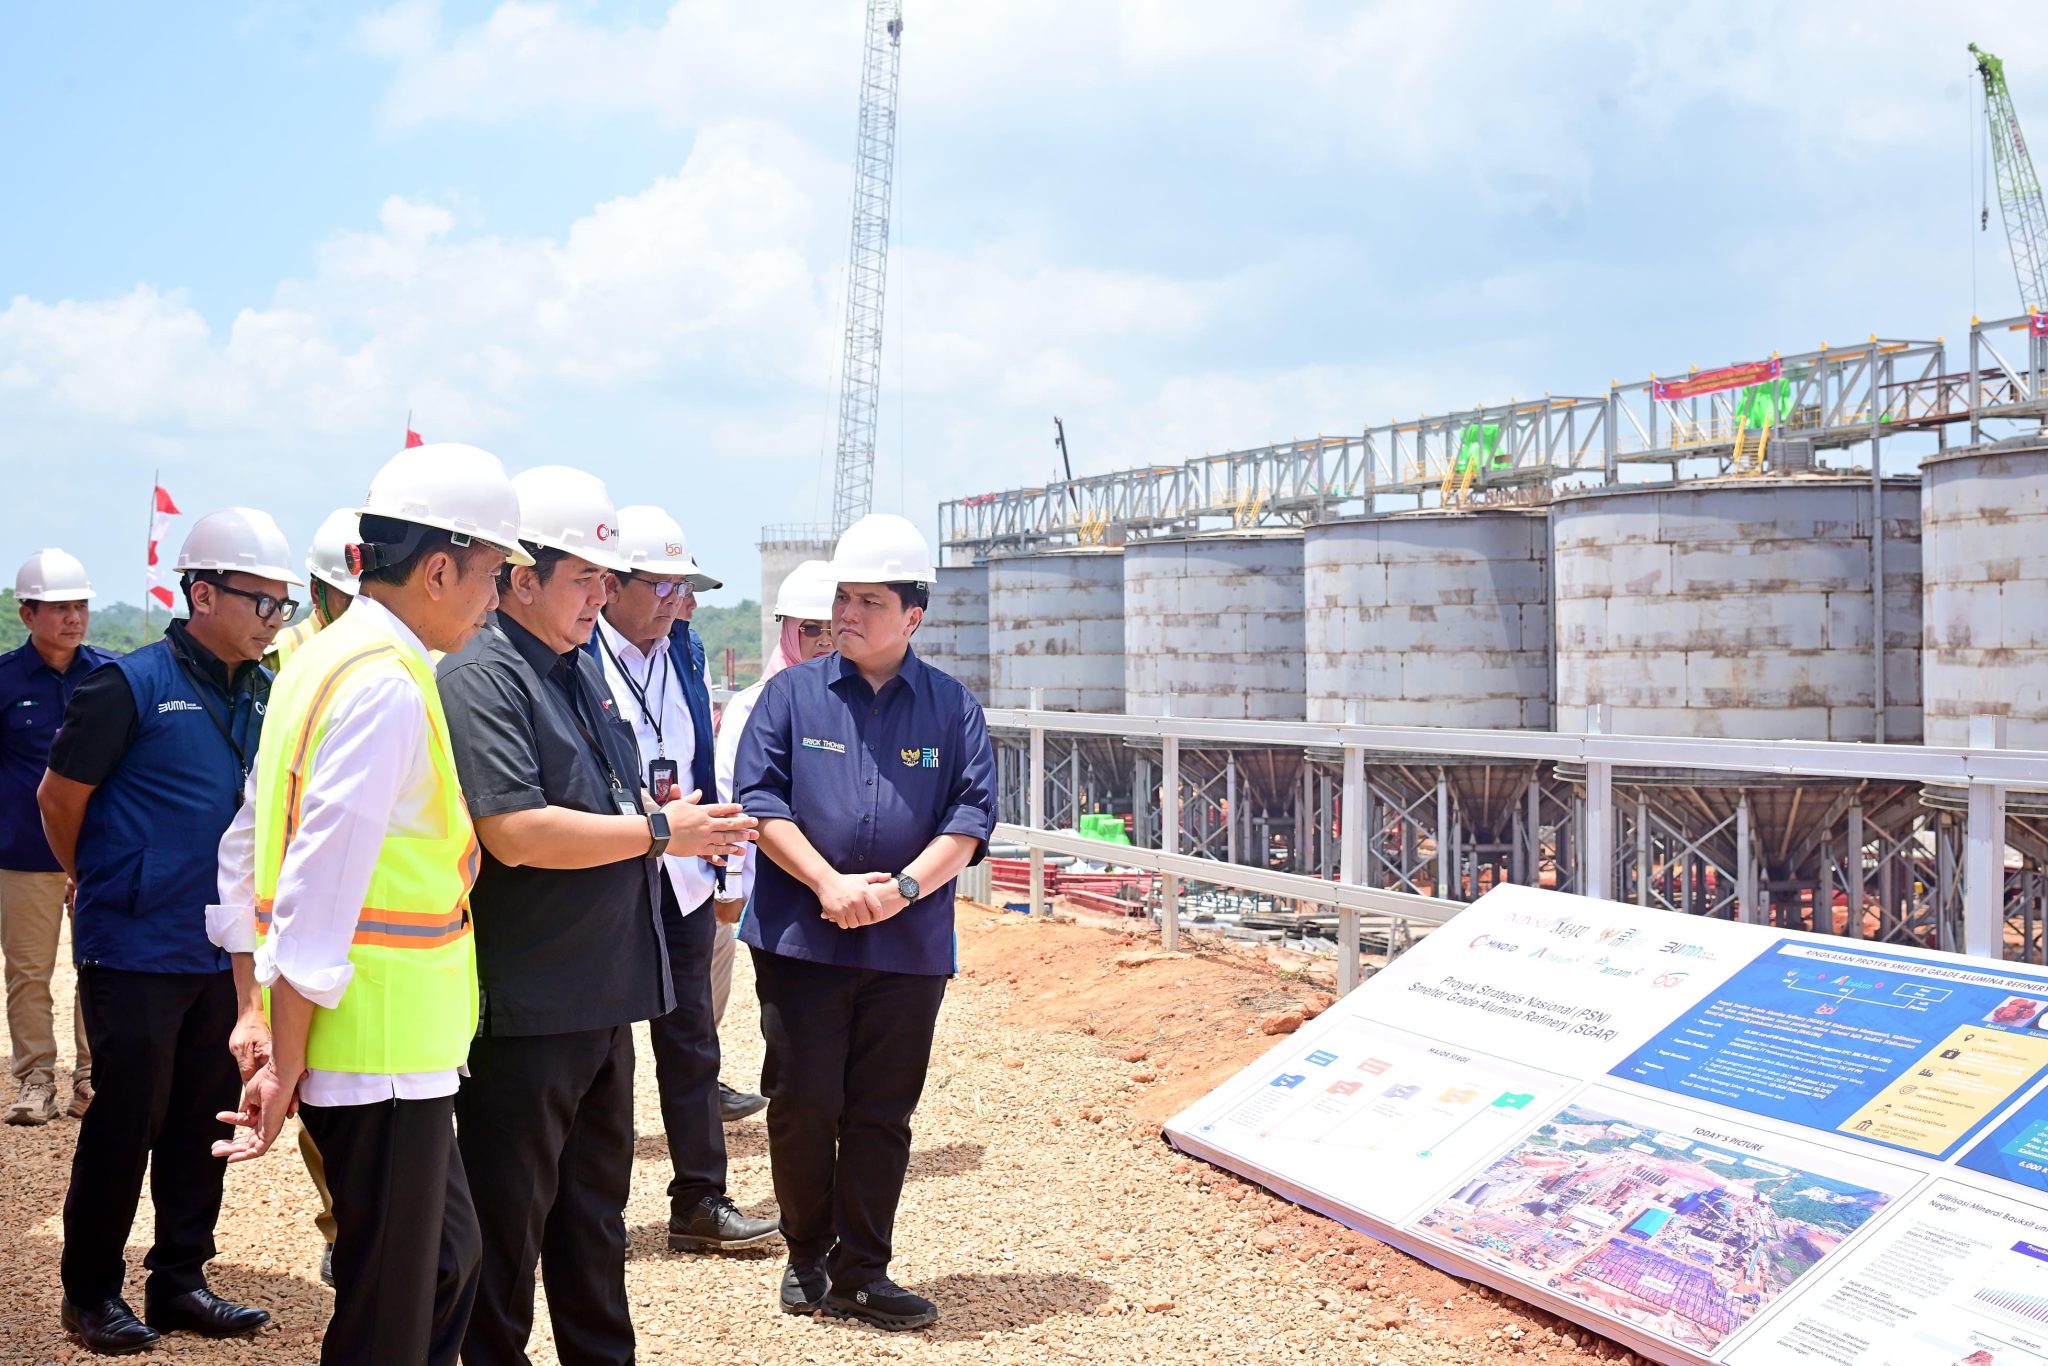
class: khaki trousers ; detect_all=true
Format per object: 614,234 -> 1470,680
710,916 -> 737,1025
1,869 -> 90,1089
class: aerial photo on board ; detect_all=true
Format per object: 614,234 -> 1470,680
1415,1091 -> 1907,1353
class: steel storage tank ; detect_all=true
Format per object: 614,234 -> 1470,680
1305,509 -> 1550,730
1921,435 -> 2048,749
916,564 -> 991,702
1919,436 -> 2048,916
987,549 -> 1126,712
1553,476 -> 1923,743
1551,475 -> 1925,928
1124,531 -> 1304,720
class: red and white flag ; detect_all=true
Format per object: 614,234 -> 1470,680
146,484 -> 180,609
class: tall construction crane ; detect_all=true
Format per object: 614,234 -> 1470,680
830,1 -> 905,535
1972,43 -> 2048,314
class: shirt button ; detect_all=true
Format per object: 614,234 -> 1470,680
862,814 -> 871,822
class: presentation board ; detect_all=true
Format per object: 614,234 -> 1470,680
1165,885 -> 2048,1366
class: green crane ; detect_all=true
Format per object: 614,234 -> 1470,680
1972,43 -> 2048,314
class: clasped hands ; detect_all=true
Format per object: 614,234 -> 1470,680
814,870 -> 908,930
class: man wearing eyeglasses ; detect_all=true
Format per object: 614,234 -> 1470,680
588,506 -> 778,1255
36,508 -> 297,1355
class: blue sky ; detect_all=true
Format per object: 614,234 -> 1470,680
3,1 -> 2043,605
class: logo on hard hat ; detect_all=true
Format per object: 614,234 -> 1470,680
595,523 -> 613,542
664,541 -> 685,556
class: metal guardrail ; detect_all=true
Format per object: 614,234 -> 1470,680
986,701 -> 2048,990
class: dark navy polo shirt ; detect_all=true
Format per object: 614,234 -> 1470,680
0,640 -> 118,872
735,646 -> 995,976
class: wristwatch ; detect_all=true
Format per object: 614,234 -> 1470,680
646,810 -> 672,858
894,872 -> 920,904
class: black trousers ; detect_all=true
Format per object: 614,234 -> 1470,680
303,1096 -> 480,1366
751,948 -> 947,1290
647,882 -> 723,1215
456,1025 -> 635,1366
61,966 -> 238,1304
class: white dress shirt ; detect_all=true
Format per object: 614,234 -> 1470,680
592,614 -> 720,913
208,595 -> 462,1106
714,679 -> 766,902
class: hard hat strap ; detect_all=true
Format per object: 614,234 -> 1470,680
349,522 -> 475,574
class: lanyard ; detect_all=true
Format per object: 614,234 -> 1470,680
167,635 -> 255,788
553,660 -> 630,801
596,630 -> 671,757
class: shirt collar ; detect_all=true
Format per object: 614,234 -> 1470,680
4,639 -> 98,678
343,593 -> 432,664
495,610 -> 580,684
828,644 -> 924,698
594,612 -> 661,674
166,618 -> 257,693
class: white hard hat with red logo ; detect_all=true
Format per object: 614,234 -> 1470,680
175,508 -> 306,585
613,504 -> 722,591
511,465 -> 634,572
15,549 -> 95,603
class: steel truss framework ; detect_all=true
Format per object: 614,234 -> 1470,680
988,710 -> 2048,986
939,316 -> 2045,561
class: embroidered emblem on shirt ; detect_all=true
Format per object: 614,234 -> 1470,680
901,746 -> 939,768
801,737 -> 847,754
158,699 -> 204,714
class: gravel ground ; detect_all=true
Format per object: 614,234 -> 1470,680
1,911 -> 1644,1365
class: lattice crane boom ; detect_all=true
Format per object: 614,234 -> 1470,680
1973,42 -> 2048,315
830,1 -> 904,535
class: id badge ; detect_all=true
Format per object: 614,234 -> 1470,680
647,758 -> 679,806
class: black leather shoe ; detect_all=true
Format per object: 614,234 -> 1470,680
61,1297 -> 160,1355
667,1193 -> 782,1252
824,1276 -> 938,1331
143,1287 -> 270,1338
780,1257 -> 828,1315
320,1243 -> 335,1288
719,1081 -> 768,1123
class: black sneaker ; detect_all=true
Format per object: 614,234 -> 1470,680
718,1081 -> 768,1123
824,1276 -> 938,1331
667,1194 -> 781,1252
780,1257 -> 828,1315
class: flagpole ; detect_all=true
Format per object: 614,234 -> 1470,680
144,468 -> 157,638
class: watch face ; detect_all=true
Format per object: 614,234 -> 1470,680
649,811 -> 672,840
898,875 -> 919,901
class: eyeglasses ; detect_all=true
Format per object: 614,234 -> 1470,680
797,622 -> 831,639
631,574 -> 688,599
211,582 -> 300,623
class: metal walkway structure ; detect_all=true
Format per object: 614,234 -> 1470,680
940,313 -> 2045,558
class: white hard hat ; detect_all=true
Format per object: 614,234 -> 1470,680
15,549 -> 95,603
511,465 -> 634,572
359,443 -> 533,565
828,513 -> 936,586
613,505 -> 722,590
175,508 -> 305,585
773,559 -> 836,621
307,509 -> 363,595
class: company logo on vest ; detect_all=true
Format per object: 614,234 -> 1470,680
157,699 -> 205,715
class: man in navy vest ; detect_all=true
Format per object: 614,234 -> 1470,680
37,508 -> 300,1355
589,504 -> 778,1254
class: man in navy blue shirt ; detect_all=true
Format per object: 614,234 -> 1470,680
735,514 -> 995,1332
1,550 -> 114,1128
